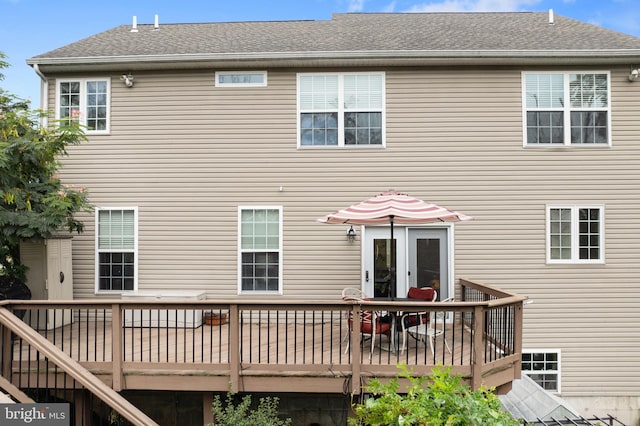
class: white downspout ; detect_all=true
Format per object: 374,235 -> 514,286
31,63 -> 49,128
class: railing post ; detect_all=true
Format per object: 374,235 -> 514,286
471,305 -> 484,390
229,304 -> 240,393
513,302 -> 523,379
350,304 -> 362,395
1,323 -> 11,379
111,303 -> 123,391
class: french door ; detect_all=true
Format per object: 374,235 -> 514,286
363,226 -> 450,300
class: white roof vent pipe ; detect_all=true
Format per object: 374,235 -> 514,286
548,9 -> 555,25
131,15 -> 138,32
154,14 -> 159,30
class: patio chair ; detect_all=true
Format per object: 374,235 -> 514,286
403,297 -> 453,355
345,308 -> 393,361
341,287 -> 366,301
341,288 -> 392,361
399,286 -> 437,352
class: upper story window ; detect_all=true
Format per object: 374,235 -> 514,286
297,72 -> 385,147
547,205 -> 604,263
215,71 -> 267,87
96,207 -> 137,293
523,72 -> 610,146
238,207 -> 282,294
57,79 -> 110,133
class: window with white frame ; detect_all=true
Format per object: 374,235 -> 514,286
96,208 -> 137,292
57,79 -> 110,133
522,350 -> 560,392
215,71 -> 267,87
297,72 -> 385,147
523,72 -> 610,146
547,206 -> 603,263
239,207 -> 282,293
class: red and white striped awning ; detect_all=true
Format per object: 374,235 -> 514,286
317,190 -> 472,225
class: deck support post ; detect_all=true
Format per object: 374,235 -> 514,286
229,304 -> 240,393
1,321 -> 11,379
74,389 -> 91,426
111,304 -> 123,391
202,392 -> 214,424
350,303 -> 362,395
513,302 -> 523,379
471,305 -> 484,390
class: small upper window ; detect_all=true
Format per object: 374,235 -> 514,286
297,72 -> 385,147
57,79 -> 110,133
547,205 -> 604,263
523,72 -> 610,146
215,71 -> 267,87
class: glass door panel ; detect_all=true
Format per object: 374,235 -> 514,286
363,227 -> 406,298
373,238 -> 395,298
408,229 -> 449,301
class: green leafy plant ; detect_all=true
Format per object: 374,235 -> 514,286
349,365 -> 519,426
0,54 -> 92,280
207,392 -> 292,426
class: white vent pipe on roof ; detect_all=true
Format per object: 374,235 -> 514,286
548,9 -> 555,25
154,14 -> 159,30
131,16 -> 138,32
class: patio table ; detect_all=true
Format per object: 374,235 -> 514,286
371,297 -> 430,352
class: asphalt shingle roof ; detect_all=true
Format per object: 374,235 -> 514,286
28,12 -> 640,66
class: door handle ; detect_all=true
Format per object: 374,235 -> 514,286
365,270 -> 369,282
59,271 -> 65,283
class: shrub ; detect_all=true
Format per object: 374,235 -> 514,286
349,365 -> 519,426
207,392 -> 292,426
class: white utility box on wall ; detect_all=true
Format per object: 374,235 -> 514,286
20,236 -> 74,330
122,290 -> 206,328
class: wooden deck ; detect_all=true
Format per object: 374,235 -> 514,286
15,319 -> 468,366
2,279 -> 524,397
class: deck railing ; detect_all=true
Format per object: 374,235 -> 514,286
0,278 -> 525,412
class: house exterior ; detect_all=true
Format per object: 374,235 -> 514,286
24,11 -> 640,424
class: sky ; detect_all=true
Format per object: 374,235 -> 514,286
1,0 -> 639,105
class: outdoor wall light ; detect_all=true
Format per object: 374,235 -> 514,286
120,73 -> 134,87
347,226 -> 357,242
629,68 -> 639,82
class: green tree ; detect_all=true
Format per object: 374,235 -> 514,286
349,365 -> 519,426
0,54 -> 91,280
207,392 -> 292,426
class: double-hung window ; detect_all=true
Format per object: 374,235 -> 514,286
57,78 -> 110,133
96,208 -> 137,292
523,72 -> 610,146
547,205 -> 604,263
298,72 -> 385,147
239,207 -> 282,293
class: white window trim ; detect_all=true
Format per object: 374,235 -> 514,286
522,349 -> 561,394
237,206 -> 283,295
521,71 -> 611,147
215,71 -> 267,87
546,204 -> 605,264
94,206 -> 138,294
56,78 -> 111,134
296,72 -> 386,148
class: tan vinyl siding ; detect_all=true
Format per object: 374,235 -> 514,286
51,66 -> 640,396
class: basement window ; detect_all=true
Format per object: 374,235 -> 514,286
522,350 -> 561,393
